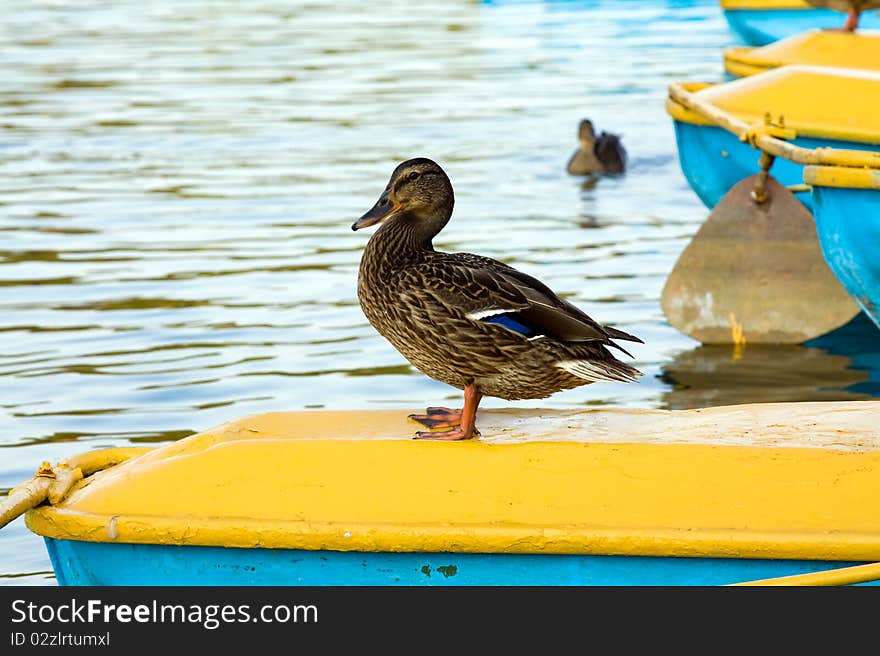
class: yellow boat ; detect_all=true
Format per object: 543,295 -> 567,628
720,0 -> 880,45
724,29 -> 880,77
5,402 -> 880,585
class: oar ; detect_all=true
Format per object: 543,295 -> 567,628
661,173 -> 859,344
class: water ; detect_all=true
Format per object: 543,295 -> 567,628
1,0 -> 878,585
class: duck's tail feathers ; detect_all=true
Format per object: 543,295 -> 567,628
601,325 -> 643,358
603,325 -> 643,344
556,358 -> 642,384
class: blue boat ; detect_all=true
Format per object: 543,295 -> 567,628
667,66 -> 880,211
806,165 -> 880,330
667,66 -> 880,329
8,404 -> 880,586
721,0 -> 880,45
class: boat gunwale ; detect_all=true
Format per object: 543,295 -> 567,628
804,164 -> 880,189
722,31 -> 880,78
721,0 -> 811,9
723,57 -> 773,77
666,80 -> 880,146
25,505 -> 880,563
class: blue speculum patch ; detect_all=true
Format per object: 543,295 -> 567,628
483,313 -> 540,338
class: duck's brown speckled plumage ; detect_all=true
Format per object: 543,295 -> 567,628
353,158 -> 642,437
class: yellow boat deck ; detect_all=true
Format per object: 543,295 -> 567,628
725,30 -> 880,77
666,65 -> 880,145
24,401 -> 880,561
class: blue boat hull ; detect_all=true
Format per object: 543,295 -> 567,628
672,121 -> 880,211
812,186 -> 880,330
45,538 -> 878,586
723,8 -> 880,46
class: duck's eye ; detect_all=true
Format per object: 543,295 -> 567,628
407,171 -> 420,181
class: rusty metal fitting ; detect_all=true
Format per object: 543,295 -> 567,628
750,151 -> 776,204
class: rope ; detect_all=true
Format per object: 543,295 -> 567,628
668,82 -> 880,169
0,474 -> 53,531
0,447 -> 150,530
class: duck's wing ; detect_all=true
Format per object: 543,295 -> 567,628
405,252 -> 642,355
593,132 -> 627,174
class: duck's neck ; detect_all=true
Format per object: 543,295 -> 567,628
361,214 -> 438,272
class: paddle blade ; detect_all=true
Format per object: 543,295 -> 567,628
661,174 -> 859,344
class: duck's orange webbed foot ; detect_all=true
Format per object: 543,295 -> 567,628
410,384 -> 483,441
408,407 -> 461,429
414,426 -> 479,441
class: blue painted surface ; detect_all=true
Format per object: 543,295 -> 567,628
722,8 -> 880,46
45,538 -> 879,586
812,186 -> 880,330
672,121 -> 880,211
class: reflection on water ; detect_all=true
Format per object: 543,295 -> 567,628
0,0 -> 878,585
660,314 -> 879,409
0,428 -> 197,450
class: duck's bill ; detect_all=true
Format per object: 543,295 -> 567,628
351,194 -> 401,230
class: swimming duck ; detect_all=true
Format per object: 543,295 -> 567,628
566,119 -> 627,176
352,158 -> 643,440
805,0 -> 880,30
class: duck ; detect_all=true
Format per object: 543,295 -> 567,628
566,119 -> 627,176
352,158 -> 643,441
805,0 -> 880,30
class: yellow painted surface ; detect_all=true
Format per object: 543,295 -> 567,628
721,0 -> 810,8
725,30 -> 880,77
25,403 -> 880,560
804,164 -> 880,189
724,58 -> 772,78
733,561 -> 880,586
666,66 -> 880,144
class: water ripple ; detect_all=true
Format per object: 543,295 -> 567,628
2,0 -> 880,584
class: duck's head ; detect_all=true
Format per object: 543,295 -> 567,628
352,158 -> 454,235
578,119 -> 596,146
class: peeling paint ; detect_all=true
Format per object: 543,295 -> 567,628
436,565 -> 457,578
